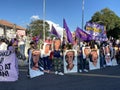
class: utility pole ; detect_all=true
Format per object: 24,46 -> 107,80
82,0 -> 84,30
43,0 -> 46,41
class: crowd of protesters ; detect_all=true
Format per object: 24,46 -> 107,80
26,36 -> 120,77
0,35 -> 26,60
0,35 -> 120,77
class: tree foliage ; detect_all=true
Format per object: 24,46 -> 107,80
27,20 -> 50,40
89,8 -> 120,39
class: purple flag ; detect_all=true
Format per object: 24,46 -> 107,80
63,19 -> 73,43
85,22 -> 107,41
75,27 -> 91,41
51,25 -> 60,38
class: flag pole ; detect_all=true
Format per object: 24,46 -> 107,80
43,0 -> 46,41
82,0 -> 84,30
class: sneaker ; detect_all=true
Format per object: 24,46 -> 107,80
79,69 -> 82,72
55,71 -> 58,75
58,72 -> 64,75
83,69 -> 88,72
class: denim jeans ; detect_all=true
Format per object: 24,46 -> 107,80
78,56 -> 87,71
19,44 -> 26,60
100,55 -> 106,68
43,56 -> 51,70
19,44 -> 25,54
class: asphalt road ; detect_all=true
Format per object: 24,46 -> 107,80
0,65 -> 120,90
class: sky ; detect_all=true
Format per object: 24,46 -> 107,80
0,0 -> 120,31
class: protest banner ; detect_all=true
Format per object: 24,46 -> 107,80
0,50 -> 18,81
29,50 -> 44,78
85,22 -> 107,41
63,50 -> 78,73
89,49 -> 100,70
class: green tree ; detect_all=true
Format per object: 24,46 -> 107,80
89,8 -> 120,39
27,19 -> 50,40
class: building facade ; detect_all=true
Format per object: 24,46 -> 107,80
0,20 -> 26,39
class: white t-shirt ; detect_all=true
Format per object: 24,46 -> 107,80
0,42 -> 7,50
19,36 -> 26,45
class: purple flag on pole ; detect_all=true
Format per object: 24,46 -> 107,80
63,19 -> 73,43
85,22 -> 107,41
51,25 -> 60,38
75,27 -> 91,41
